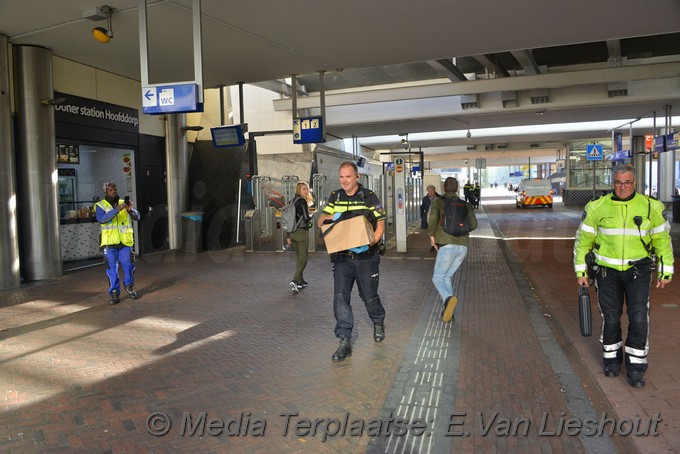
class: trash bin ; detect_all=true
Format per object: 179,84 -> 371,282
673,196 -> 680,224
181,211 -> 204,253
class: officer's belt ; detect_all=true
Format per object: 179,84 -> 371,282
334,249 -> 376,259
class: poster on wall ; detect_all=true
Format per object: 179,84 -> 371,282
57,144 -> 69,163
57,144 -> 79,164
123,153 -> 133,192
68,145 -> 80,163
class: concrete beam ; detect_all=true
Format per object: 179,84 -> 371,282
273,61 -> 680,110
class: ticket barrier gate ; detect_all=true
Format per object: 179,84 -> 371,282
309,210 -> 325,252
244,207 -> 277,252
274,209 -> 325,252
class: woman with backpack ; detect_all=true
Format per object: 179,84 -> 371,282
287,181 -> 314,293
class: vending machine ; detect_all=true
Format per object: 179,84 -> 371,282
58,168 -> 77,218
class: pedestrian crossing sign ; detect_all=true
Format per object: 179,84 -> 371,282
586,144 -> 603,161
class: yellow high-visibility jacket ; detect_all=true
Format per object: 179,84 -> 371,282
573,193 -> 674,280
95,199 -> 137,247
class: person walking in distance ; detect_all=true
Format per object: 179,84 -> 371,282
318,161 -> 387,362
420,184 -> 440,251
428,177 -> 477,322
287,181 -> 314,293
463,181 -> 473,205
95,182 -> 140,305
420,184 -> 439,230
574,164 -> 673,388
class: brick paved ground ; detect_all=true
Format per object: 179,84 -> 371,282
497,202 -> 680,454
0,199 -> 678,453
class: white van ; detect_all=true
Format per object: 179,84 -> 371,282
516,180 -> 553,208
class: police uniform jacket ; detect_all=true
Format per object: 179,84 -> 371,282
573,192 -> 674,280
322,185 -> 385,236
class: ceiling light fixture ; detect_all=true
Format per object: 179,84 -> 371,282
40,97 -> 66,106
466,129 -> 472,139
400,133 -> 410,150
88,6 -> 115,44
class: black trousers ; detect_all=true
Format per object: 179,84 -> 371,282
332,252 -> 385,339
595,264 -> 652,373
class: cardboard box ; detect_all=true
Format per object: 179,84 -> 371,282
321,215 -> 375,254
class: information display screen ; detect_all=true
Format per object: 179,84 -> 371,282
211,124 -> 246,148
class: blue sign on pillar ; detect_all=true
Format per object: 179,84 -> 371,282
654,136 -> 667,153
293,116 -> 324,144
142,83 -> 203,114
586,144 -> 603,161
665,132 -> 678,151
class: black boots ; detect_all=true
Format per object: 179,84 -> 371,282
373,323 -> 385,342
332,337 -> 352,362
628,370 -> 645,388
108,290 -> 120,305
332,325 -> 384,362
604,363 -> 620,377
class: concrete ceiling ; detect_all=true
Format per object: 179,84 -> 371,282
2,0 -> 680,166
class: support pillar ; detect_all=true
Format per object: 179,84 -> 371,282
393,156 -> 408,252
165,114 -> 189,250
632,136 -> 646,195
14,45 -> 62,281
659,105 -> 675,203
0,35 -> 21,289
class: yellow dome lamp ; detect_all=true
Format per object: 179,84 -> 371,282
92,26 -> 112,44
83,5 -> 115,44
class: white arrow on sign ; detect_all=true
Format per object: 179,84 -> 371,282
142,87 -> 157,107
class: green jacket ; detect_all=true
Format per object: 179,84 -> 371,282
427,192 -> 477,246
573,192 -> 674,279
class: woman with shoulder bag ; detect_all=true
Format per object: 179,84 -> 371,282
288,181 -> 314,293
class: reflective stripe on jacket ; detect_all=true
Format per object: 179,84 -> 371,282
95,199 -> 135,247
322,186 -> 386,227
573,193 -> 674,278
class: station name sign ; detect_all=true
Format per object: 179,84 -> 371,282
53,92 -> 139,133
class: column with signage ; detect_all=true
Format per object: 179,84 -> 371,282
393,157 -> 408,252
659,131 -> 677,202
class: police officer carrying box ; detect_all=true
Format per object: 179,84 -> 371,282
573,164 -> 673,388
318,161 -> 386,362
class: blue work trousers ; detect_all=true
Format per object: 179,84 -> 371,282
104,246 -> 136,295
333,252 -> 385,339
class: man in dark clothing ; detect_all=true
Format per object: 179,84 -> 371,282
421,184 -> 440,251
463,181 -> 473,205
420,184 -> 439,227
318,162 -> 386,362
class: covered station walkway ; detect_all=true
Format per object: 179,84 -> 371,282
1,192 -> 679,453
